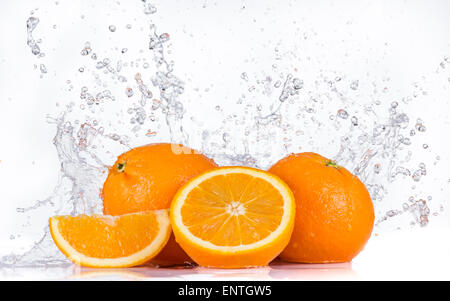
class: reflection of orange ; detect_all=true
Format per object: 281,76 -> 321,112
151,233 -> 192,266
269,152 -> 374,263
102,143 -> 217,264
170,167 -> 296,268
49,210 -> 171,268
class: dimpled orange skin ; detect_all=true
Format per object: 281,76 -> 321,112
268,152 -> 374,263
101,143 -> 218,264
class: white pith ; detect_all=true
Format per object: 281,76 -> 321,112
50,209 -> 170,267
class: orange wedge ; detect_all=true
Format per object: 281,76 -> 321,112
170,167 -> 295,268
49,210 -> 171,268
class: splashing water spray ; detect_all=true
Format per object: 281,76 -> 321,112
1,1 -> 447,267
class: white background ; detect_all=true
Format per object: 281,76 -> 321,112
0,0 -> 450,280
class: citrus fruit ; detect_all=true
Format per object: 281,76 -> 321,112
170,166 -> 296,268
49,210 -> 171,268
268,152 -> 374,263
101,143 -> 217,264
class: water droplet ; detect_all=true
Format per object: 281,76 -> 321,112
125,88 -> 134,97
350,80 -> 359,90
401,137 -> 411,145
110,134 -> 120,141
337,109 -> 349,119
143,1 -> 157,14
374,163 -> 381,174
292,78 -> 303,90
26,17 -> 42,56
274,80 -> 281,88
386,210 -> 398,217
415,119 -> 426,132
146,130 -> 157,137
39,64 -> 47,74
222,133 -> 231,143
412,170 -> 422,182
395,166 -> 411,177
159,33 -> 170,43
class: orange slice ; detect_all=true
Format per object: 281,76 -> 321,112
49,210 -> 171,268
170,167 -> 295,268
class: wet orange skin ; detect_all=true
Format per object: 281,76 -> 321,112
269,152 -> 375,263
102,143 -> 218,264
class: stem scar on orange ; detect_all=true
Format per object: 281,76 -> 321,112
268,152 -> 375,263
101,143 -> 218,265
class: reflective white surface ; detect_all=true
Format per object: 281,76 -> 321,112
2,228 -> 450,281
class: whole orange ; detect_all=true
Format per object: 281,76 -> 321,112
268,152 -> 374,263
102,143 -> 218,264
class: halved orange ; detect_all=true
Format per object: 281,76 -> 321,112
170,167 -> 296,268
49,210 -> 171,268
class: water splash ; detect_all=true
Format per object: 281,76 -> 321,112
2,1 -> 447,267
26,16 -> 42,56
